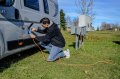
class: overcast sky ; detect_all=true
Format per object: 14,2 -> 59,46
58,0 -> 120,28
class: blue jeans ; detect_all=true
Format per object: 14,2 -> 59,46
41,43 -> 65,61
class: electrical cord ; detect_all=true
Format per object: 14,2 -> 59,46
29,24 -> 114,67
32,38 -> 46,60
32,38 -> 114,67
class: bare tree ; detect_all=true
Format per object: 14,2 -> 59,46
100,22 -> 120,30
73,17 -> 79,27
76,0 -> 95,23
66,16 -> 72,27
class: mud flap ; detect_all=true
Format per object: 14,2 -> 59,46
0,31 -> 5,59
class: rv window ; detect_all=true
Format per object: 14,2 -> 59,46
24,0 -> 39,11
43,0 -> 49,14
0,0 -> 14,6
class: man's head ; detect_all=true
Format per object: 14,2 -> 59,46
40,17 -> 50,28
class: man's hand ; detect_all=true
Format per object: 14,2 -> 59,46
30,34 -> 36,39
31,28 -> 37,32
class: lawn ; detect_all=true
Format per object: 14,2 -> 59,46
0,31 -> 120,79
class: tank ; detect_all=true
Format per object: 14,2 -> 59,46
78,15 -> 91,27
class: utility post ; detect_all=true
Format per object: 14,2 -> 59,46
71,15 -> 91,50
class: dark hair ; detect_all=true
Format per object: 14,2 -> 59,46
40,17 -> 50,24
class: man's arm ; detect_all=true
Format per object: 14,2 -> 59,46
31,27 -> 47,34
37,27 -> 47,34
38,26 -> 56,43
30,28 -> 54,43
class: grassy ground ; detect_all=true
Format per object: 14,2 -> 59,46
0,31 -> 120,79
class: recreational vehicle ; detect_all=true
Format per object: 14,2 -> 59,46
0,0 -> 59,59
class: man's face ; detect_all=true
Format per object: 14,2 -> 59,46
42,24 -> 49,28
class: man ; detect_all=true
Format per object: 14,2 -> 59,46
30,17 -> 70,62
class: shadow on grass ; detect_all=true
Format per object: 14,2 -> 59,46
113,41 -> 120,45
68,42 -> 75,48
116,35 -> 120,37
0,46 -> 44,73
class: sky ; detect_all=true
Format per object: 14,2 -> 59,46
58,0 -> 120,29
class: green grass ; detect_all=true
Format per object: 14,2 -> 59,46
0,31 -> 120,79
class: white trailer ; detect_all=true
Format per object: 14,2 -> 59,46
0,0 -> 59,59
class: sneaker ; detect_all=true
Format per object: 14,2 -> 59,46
67,49 -> 70,54
64,49 -> 70,58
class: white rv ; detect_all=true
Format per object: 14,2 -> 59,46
0,0 -> 59,59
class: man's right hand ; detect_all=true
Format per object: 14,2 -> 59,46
30,34 -> 36,39
31,28 -> 37,32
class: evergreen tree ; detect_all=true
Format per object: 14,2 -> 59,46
97,26 -> 99,31
60,9 -> 66,30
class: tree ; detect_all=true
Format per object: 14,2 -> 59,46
111,23 -> 120,31
72,17 -> 79,27
100,22 -> 111,30
60,9 -> 66,30
96,26 -> 99,31
66,16 -> 72,27
100,22 -> 120,31
76,0 -> 95,23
